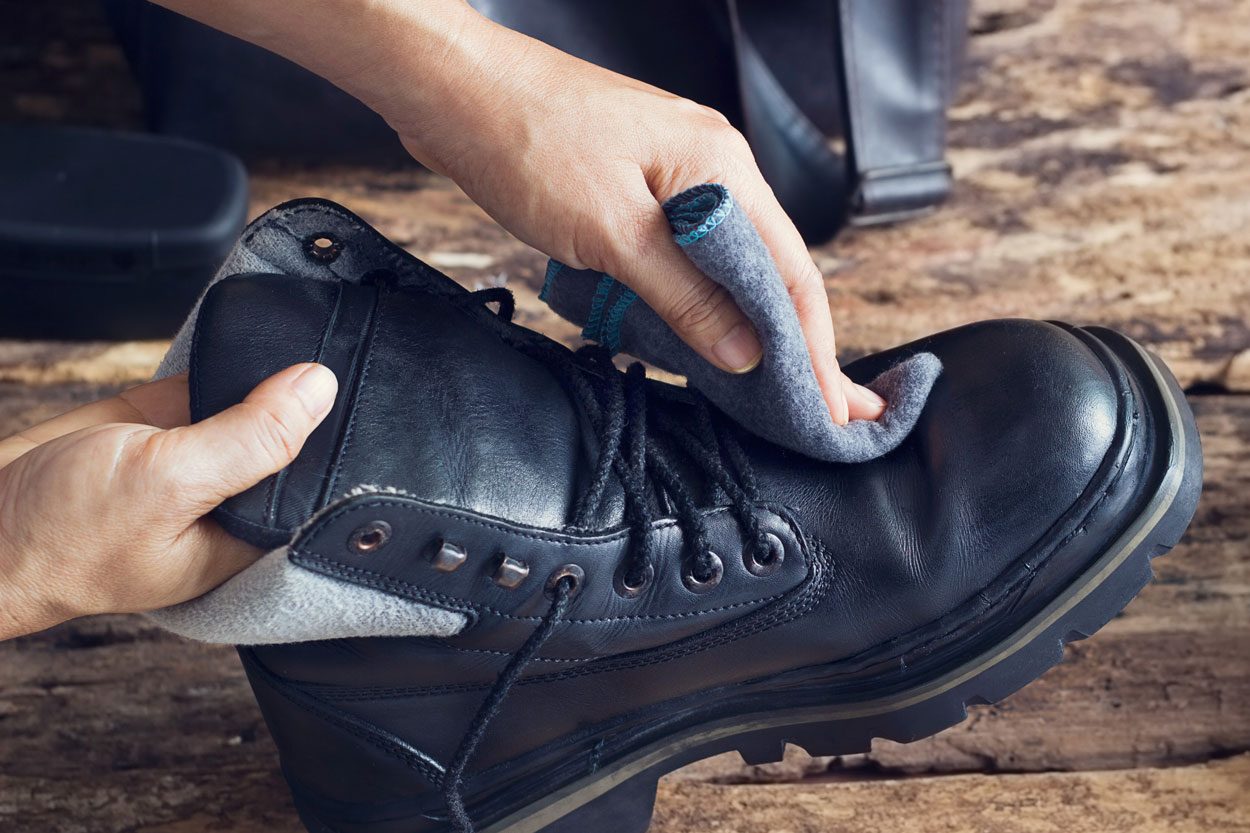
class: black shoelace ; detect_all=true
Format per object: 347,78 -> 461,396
443,289 -> 773,832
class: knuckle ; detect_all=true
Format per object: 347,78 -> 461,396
576,204 -> 653,275
790,262 -> 825,293
125,430 -> 177,486
685,99 -> 733,127
708,121 -> 751,156
122,431 -> 195,514
672,97 -> 727,124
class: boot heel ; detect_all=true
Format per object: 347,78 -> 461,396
534,775 -> 658,833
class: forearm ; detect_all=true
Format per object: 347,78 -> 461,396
145,0 -> 499,153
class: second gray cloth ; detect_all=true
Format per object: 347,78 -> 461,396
540,184 -> 941,463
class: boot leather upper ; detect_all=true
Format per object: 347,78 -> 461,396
188,227 -> 1153,806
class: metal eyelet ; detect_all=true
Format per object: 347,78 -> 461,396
347,520 -> 391,554
682,552 -> 723,593
613,563 -> 654,599
545,564 -> 586,599
744,532 -> 786,577
306,233 -> 343,263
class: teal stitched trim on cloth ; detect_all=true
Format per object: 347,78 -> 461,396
602,286 -> 638,353
539,260 -> 562,302
542,263 -> 635,354
674,191 -> 735,246
580,274 -> 618,344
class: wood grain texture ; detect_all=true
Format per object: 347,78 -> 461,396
653,756 -> 1250,833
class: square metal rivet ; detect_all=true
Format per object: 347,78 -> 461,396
493,555 -> 530,589
432,540 -> 468,572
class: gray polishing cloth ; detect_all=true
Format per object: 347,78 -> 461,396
151,543 -> 466,645
541,184 -> 941,463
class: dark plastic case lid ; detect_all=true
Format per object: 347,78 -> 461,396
0,124 -> 248,274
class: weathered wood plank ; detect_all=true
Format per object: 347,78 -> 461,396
653,756 -> 1250,833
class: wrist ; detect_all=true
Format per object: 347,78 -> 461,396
345,2 -> 521,167
0,556 -> 62,641
0,489 -> 68,639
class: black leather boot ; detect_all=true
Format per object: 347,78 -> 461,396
186,201 -> 1202,833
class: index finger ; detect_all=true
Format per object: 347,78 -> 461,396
0,374 -> 190,469
729,172 -> 851,423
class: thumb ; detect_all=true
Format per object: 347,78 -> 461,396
164,363 -> 338,510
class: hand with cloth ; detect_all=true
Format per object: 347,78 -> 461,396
149,0 -> 886,425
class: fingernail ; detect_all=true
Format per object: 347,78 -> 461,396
712,323 -> 763,373
831,389 -> 849,425
291,364 -> 338,418
853,383 -> 886,409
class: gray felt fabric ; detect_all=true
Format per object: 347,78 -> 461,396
541,184 -> 942,463
150,544 -> 468,645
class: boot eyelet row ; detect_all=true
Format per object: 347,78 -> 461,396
347,523 -> 782,601
612,532 -> 784,600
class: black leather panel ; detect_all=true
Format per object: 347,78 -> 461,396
190,273 -> 345,546
242,653 -> 444,806
273,279 -> 379,530
191,273 -> 590,545
331,283 -> 582,532
744,319 -> 1123,654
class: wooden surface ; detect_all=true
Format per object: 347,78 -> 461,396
653,756 -> 1250,833
2,0 -> 1248,831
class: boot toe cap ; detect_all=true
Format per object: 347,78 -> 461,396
829,320 -> 1128,643
913,319 -> 1121,531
